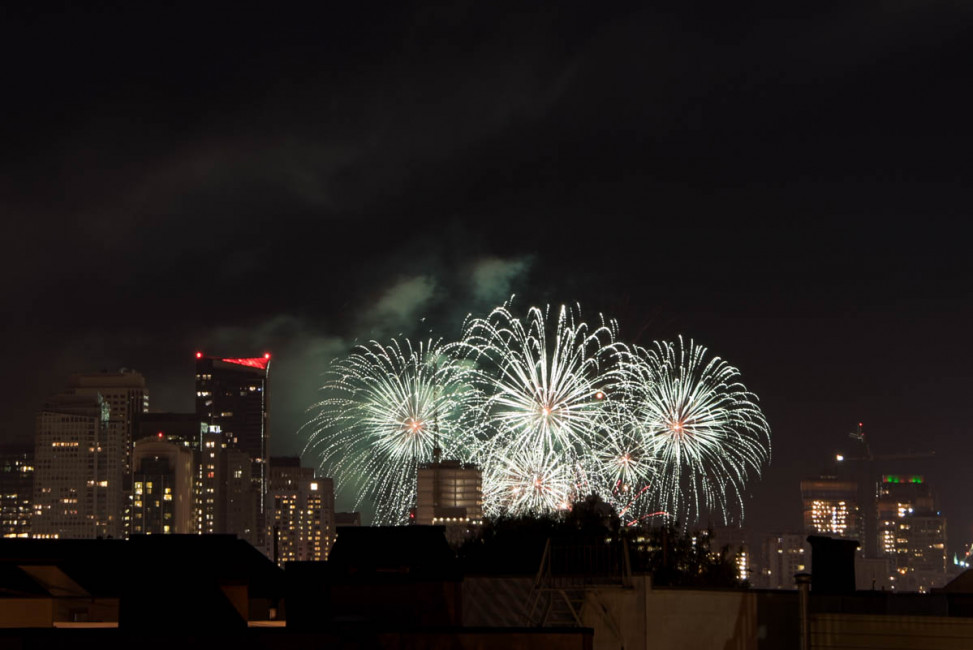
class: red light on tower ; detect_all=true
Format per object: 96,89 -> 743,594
196,351 -> 203,359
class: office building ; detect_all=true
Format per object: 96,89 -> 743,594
0,443 -> 34,538
31,393 -> 118,538
758,533 -> 811,589
194,354 -> 270,502
131,435 -> 194,534
800,476 -> 861,542
416,451 -> 482,545
67,370 -> 149,536
875,474 -> 947,592
268,457 -> 335,564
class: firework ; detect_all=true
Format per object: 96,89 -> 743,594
303,338 -> 477,525
618,336 -> 771,523
457,303 -> 620,515
304,303 -> 771,526
587,399 -> 658,518
483,444 -> 581,516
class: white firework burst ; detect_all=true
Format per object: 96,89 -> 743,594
303,338 -> 476,525
483,444 -> 581,516
459,303 -> 618,455
619,336 -> 770,523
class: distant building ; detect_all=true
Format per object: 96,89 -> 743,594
709,525 -> 751,584
131,436 -> 194,534
194,427 -> 257,544
194,354 -> 270,503
800,476 -> 861,542
67,370 -> 149,536
31,393 -> 117,538
195,354 -> 270,550
415,451 -> 482,540
0,443 -> 33,538
268,457 -> 335,565
758,533 -> 811,589
225,447 -> 257,545
875,474 -> 946,593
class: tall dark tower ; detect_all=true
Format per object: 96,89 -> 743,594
194,353 -> 271,513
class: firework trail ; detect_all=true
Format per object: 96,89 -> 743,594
303,338 -> 477,525
618,336 -> 771,523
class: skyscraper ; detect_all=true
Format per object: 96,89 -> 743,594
875,474 -> 947,592
132,435 -> 195,534
194,354 -> 270,504
32,393 -> 117,538
268,457 -> 335,565
0,443 -> 34,538
800,476 -> 862,542
415,451 -> 482,545
67,370 -> 149,535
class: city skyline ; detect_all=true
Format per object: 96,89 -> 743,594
2,3 -> 972,556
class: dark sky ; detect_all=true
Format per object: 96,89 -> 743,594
3,2 -> 972,549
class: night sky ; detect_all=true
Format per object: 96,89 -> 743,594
3,2 -> 973,549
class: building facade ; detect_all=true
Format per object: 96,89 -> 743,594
31,393 -> 117,538
131,436 -> 195,534
268,457 -> 335,565
801,476 -> 862,542
875,474 -> 947,592
194,354 -> 270,502
758,533 -> 811,589
68,371 -> 149,535
0,443 -> 34,538
415,453 -> 482,546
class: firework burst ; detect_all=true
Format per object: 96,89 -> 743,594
618,336 -> 771,523
483,444 -> 582,516
303,338 -> 477,525
304,303 -> 771,526
457,303 -> 620,515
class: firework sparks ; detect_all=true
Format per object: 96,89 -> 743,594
618,336 -> 771,523
457,303 -> 620,515
303,338 -> 477,525
304,304 -> 771,526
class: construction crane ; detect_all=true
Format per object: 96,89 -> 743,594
833,422 -> 935,557
835,422 -> 935,464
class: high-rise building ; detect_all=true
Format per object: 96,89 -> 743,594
875,474 -> 936,555
132,435 -> 195,534
875,474 -> 947,593
194,354 -> 270,502
268,457 -> 335,565
0,443 -> 34,538
195,354 -> 269,549
31,393 -> 117,538
67,370 -> 149,536
758,533 -> 811,589
193,427 -> 258,545
800,476 -> 861,542
415,452 -> 482,545
197,428 -> 223,535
